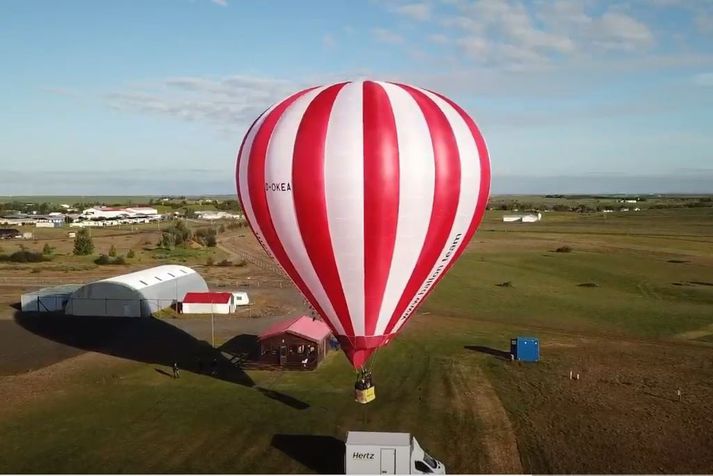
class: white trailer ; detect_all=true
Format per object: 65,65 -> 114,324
345,431 -> 445,475
232,291 -> 250,306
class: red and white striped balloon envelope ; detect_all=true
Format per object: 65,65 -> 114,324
236,80 -> 490,369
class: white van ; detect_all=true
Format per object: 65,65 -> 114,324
345,431 -> 445,474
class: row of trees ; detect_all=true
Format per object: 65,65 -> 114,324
72,220 -> 223,260
73,229 -> 136,264
158,220 -> 220,249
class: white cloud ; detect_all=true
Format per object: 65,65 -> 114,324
592,11 -> 654,50
372,27 -> 405,44
456,36 -> 488,59
323,33 -> 337,49
107,75 -> 301,127
211,0 -> 228,6
41,87 -> 80,98
695,14 -> 713,34
394,2 -> 431,21
428,33 -> 450,44
693,72 -> 713,86
388,0 -> 662,70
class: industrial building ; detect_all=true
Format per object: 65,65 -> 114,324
259,316 -> 332,369
20,284 -> 82,312
503,212 -> 542,223
79,206 -> 159,220
65,265 -> 208,317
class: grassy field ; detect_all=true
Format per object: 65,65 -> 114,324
0,208 -> 711,473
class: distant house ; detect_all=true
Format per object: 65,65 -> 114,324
258,316 -> 332,369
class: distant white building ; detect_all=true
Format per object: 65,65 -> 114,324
80,206 -> 159,220
503,212 -> 542,223
195,210 -> 242,220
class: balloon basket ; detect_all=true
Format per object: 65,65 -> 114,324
355,386 -> 376,404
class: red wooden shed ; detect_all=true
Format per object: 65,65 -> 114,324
259,316 -> 332,369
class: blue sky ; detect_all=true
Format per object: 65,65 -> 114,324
1,0 -> 712,195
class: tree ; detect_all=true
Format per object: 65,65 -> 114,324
108,244 -> 117,257
194,228 -> 217,247
42,243 -> 52,255
159,220 -> 191,249
73,229 -> 94,256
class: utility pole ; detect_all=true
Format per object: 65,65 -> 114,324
211,301 -> 215,348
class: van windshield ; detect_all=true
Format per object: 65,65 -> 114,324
414,461 -> 432,473
423,453 -> 438,469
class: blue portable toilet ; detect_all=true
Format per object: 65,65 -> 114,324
510,337 -> 539,362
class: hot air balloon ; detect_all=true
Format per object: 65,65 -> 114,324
236,80 -> 490,403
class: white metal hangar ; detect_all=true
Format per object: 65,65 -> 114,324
65,265 -> 209,317
21,284 -> 82,312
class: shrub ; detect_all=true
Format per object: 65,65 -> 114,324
236,259 -> 247,267
42,243 -> 53,255
73,229 -> 94,255
127,249 -> 135,259
95,254 -> 111,265
108,244 -> 117,257
219,224 -> 226,233
555,246 -> 572,253
0,250 -> 49,263
95,254 -> 126,265
194,228 -> 217,247
206,257 -> 215,266
216,259 -> 232,267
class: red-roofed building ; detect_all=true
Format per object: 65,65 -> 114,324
259,316 -> 332,369
181,292 -> 234,314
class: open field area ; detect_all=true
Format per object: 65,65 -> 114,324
0,207 -> 712,473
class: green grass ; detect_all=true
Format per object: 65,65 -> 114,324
0,208 -> 712,473
424,248 -> 713,338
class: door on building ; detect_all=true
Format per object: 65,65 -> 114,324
380,448 -> 396,474
279,345 -> 288,366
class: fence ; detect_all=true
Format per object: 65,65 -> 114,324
24,295 -> 262,318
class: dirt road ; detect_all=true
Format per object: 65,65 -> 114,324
447,360 -> 523,473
